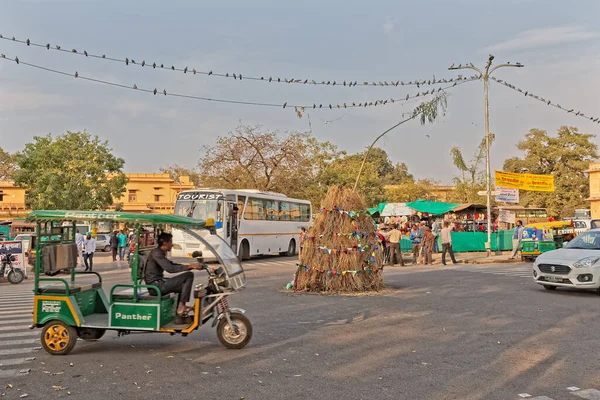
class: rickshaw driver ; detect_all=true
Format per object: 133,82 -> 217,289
145,232 -> 202,321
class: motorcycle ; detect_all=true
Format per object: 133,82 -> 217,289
1,253 -> 25,284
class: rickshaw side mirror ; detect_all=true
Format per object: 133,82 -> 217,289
191,250 -> 205,264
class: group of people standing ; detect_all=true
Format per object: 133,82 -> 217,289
74,228 -> 135,272
377,217 -> 458,267
109,229 -> 134,262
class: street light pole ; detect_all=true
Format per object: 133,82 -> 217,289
449,55 -> 523,256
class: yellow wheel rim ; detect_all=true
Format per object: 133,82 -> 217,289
44,325 -> 71,352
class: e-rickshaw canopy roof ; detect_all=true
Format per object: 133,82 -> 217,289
27,210 -> 207,228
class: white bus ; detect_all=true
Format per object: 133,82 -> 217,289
171,189 -> 312,260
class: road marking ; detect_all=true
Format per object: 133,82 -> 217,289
0,357 -> 29,366
0,331 -> 37,339
0,338 -> 37,346
0,368 -> 22,378
0,347 -> 33,356
0,309 -> 33,316
0,318 -> 32,326
0,325 -> 30,332
572,389 -> 600,399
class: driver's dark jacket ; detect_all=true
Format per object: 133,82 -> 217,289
144,248 -> 188,284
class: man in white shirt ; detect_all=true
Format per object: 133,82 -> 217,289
75,230 -> 85,267
441,221 -> 458,265
82,233 -> 97,272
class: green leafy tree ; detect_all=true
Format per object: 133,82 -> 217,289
503,126 -> 597,218
12,131 -> 127,210
449,135 -> 493,203
0,147 -> 15,180
385,179 -> 436,203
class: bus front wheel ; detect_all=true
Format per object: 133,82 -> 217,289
239,240 -> 250,261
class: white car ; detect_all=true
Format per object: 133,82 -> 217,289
533,229 -> 600,293
95,233 -> 112,252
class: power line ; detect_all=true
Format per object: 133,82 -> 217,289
0,54 -> 479,110
0,34 -> 478,88
491,77 -> 600,124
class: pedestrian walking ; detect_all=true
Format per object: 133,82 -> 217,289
82,232 -> 96,272
109,231 -> 119,262
432,219 -> 441,253
441,221 -> 458,265
383,224 -> 404,266
410,224 -> 423,265
299,227 -> 307,259
509,220 -> 525,259
117,230 -> 128,261
126,230 -> 135,261
422,226 -> 435,265
75,229 -> 85,267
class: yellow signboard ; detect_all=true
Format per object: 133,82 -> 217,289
495,170 -> 554,192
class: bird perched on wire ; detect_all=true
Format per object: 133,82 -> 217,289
153,88 -> 157,95
14,56 -> 19,64
55,45 -> 61,50
46,43 -> 50,49
133,84 -> 137,89
74,71 -> 78,78
125,57 -> 129,65
163,89 -> 167,96
26,39 -> 30,46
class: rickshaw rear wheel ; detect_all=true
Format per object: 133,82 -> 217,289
41,320 -> 78,355
217,312 -> 252,349
77,327 -> 106,341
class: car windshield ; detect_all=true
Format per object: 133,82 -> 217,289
564,231 -> 600,250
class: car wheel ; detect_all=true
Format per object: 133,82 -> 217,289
543,285 -> 557,291
104,245 -> 111,252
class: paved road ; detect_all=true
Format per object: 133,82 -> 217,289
2,257 -> 600,399
0,282 -> 37,379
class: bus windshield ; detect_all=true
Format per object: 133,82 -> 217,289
174,199 -> 223,222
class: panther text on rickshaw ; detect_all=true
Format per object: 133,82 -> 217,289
27,210 -> 252,355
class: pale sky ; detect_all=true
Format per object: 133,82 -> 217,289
1,0 -> 599,184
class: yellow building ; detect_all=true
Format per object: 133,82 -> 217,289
0,173 -> 195,220
586,162 -> 600,219
109,173 -> 195,214
0,181 -> 28,218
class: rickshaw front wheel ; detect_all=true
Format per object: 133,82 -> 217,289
77,328 -> 106,341
217,312 -> 252,349
41,320 -> 78,355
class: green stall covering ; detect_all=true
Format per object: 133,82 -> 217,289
406,199 -> 460,215
439,229 -> 516,252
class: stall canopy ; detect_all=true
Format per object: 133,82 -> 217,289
452,203 -> 487,212
406,199 -> 460,215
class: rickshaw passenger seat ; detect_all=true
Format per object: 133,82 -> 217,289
39,282 -> 102,294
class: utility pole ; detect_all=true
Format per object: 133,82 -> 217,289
448,55 -> 523,256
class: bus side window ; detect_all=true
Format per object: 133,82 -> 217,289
279,202 -> 291,221
290,203 -> 300,221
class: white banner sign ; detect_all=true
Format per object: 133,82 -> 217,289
495,187 -> 519,203
381,203 -> 412,217
498,210 -> 516,224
